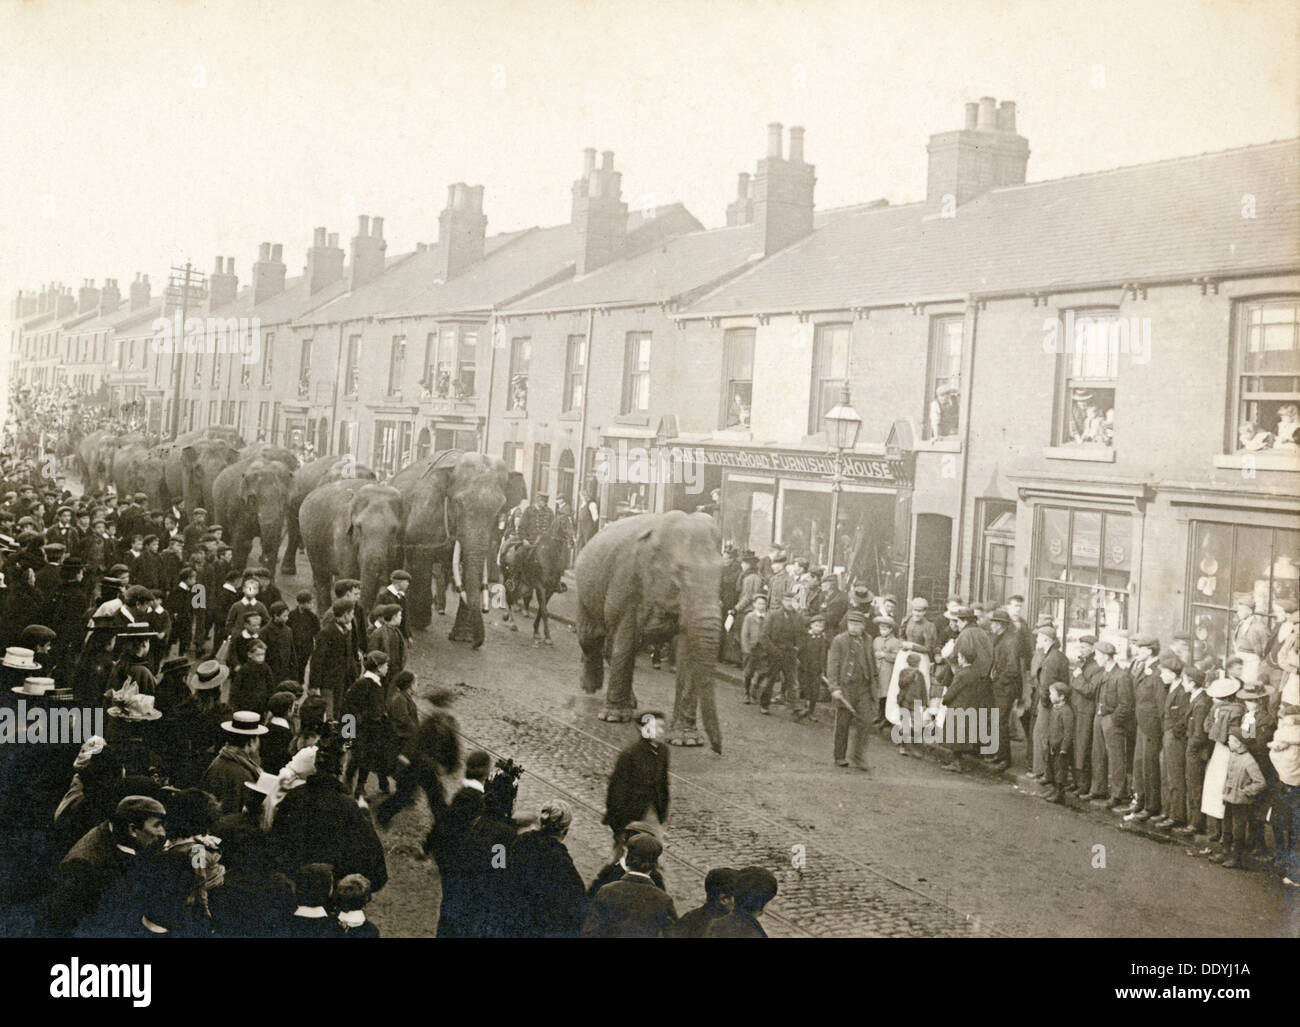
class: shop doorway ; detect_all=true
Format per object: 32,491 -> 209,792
913,513 -> 953,608
556,449 -> 576,508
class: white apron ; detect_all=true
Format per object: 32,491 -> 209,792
1200,741 -> 1230,820
885,650 -> 943,730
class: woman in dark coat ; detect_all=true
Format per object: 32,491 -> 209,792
438,764 -> 522,938
502,800 -> 587,938
941,652 -> 987,772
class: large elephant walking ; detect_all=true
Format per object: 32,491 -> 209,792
168,438 -> 241,516
111,444 -> 170,509
78,430 -> 142,494
153,427 -> 246,512
299,479 -> 405,613
212,456 -> 294,576
574,511 -> 723,752
390,451 -> 526,646
283,455 -> 376,575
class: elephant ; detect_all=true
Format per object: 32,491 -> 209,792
574,510 -> 723,753
173,439 -> 242,517
390,450 -> 527,645
299,479 -> 405,614
111,443 -> 170,509
282,455 -> 376,575
77,430 -> 143,494
154,427 -> 247,505
239,443 -> 300,475
212,456 -> 295,577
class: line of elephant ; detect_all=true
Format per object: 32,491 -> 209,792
78,430 -> 724,751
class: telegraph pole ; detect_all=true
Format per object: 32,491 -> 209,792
165,262 -> 205,439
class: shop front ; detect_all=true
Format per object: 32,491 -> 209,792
688,443 -> 916,595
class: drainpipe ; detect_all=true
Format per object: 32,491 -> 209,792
575,306 -> 596,498
952,294 -> 978,598
331,322 -> 345,456
483,317 -> 498,454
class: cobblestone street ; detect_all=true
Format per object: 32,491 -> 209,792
364,598 -> 1298,939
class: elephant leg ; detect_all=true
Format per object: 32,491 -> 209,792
233,538 -> 252,573
431,563 -> 447,615
667,661 -> 704,748
281,504 -> 300,575
539,587 -> 552,643
577,610 -> 605,695
407,557 -> 433,630
599,618 -> 639,721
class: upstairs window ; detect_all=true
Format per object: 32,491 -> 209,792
508,337 -> 531,412
1055,311 -> 1119,448
563,334 -> 587,412
388,335 -> 406,396
622,332 -> 652,414
924,316 -> 963,440
262,330 -> 274,386
345,334 -> 360,396
1233,298 -> 1300,453
298,338 -> 312,398
721,328 -> 754,429
809,323 -> 851,434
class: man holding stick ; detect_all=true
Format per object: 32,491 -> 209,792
828,610 -> 876,772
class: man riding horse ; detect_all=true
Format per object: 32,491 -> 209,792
499,493 -> 553,590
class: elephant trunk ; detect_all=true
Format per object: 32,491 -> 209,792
679,569 -> 722,678
454,529 -> 490,643
358,538 -> 392,612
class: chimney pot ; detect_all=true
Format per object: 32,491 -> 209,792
998,100 -> 1016,133
327,232 -> 338,247
214,256 -> 223,273
766,122 -> 783,158
583,148 -> 597,174
964,102 -> 979,130
452,183 -> 468,209
588,168 -> 602,197
226,258 -> 235,274
737,172 -> 750,198
271,243 -> 283,261
370,217 -> 384,239
788,125 -> 805,163
258,242 -> 271,260
468,184 -> 485,213
357,215 -> 370,237
601,150 -> 614,170
445,184 -> 457,208
978,96 -> 997,129
314,227 -> 327,247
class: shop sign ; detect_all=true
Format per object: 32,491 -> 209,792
691,444 -> 914,488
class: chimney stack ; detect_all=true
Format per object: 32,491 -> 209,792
209,256 -> 239,310
725,171 -> 755,226
347,214 -> 386,291
436,182 -> 487,280
98,278 -> 121,317
305,225 -> 345,294
926,95 -> 1030,208
571,148 -> 628,275
751,122 -> 816,256
129,273 -> 151,311
56,287 -> 76,319
78,279 -> 101,315
252,242 -> 286,305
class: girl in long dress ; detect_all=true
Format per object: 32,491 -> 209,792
1200,677 -> 1246,853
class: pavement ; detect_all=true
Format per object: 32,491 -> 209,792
361,577 -> 1300,938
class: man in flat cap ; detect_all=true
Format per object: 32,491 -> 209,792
1153,652 -> 1191,829
987,609 -> 1022,770
1127,635 -> 1166,821
828,610 -> 875,771
705,866 -> 779,938
1068,635 -> 1102,794
1090,640 -> 1135,811
46,794 -> 167,937
1030,625 -> 1069,785
602,711 -> 670,859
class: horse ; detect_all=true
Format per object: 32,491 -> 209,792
506,519 -> 572,645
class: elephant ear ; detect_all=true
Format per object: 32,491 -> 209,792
240,468 -> 262,506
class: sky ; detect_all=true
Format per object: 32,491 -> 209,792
1,0 -> 1297,334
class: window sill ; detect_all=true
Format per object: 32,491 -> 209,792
1043,445 -> 1116,463
616,414 -> 650,426
558,410 -> 581,422
1213,451 -> 1300,472
504,409 -> 528,420
913,438 -> 962,454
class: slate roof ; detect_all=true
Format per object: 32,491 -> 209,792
683,139 -> 1300,316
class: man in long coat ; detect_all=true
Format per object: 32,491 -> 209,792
602,712 -> 669,859
828,610 -> 875,771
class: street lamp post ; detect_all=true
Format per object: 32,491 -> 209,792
823,381 -> 862,580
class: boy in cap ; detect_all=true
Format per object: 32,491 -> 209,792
381,569 -> 413,642
670,867 -> 736,938
1175,666 -> 1212,836
705,866 -> 779,938
794,611 -> 830,723
1152,652 -> 1189,828
580,833 -> 677,938
895,651 -> 928,756
287,590 -> 320,683
872,615 -> 903,729
740,593 -> 768,705
1043,682 -> 1074,802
